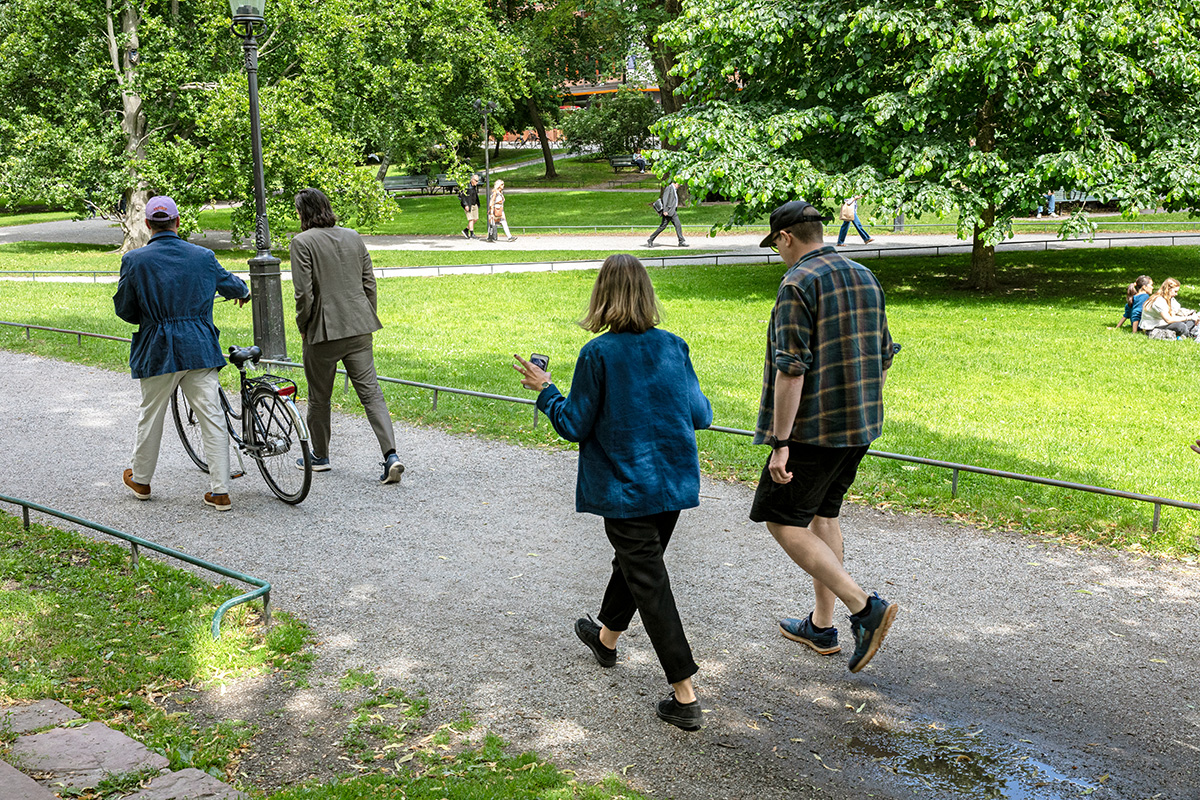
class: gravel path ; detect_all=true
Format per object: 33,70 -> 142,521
1,349 -> 1198,799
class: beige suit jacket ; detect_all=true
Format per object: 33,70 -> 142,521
291,226 -> 383,345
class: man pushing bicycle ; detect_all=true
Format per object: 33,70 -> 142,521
114,196 -> 250,511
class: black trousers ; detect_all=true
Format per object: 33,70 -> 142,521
597,510 -> 698,685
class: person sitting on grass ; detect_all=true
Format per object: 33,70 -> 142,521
1116,275 -> 1153,332
1139,278 -> 1200,339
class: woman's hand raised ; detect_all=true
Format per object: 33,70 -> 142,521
513,354 -> 552,391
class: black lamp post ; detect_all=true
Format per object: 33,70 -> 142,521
472,98 -> 497,238
231,0 -> 287,360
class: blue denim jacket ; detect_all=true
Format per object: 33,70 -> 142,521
113,231 -> 249,379
537,327 -> 713,519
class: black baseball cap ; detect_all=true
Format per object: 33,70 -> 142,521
759,200 -> 832,247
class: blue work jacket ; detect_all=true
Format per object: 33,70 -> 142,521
113,231 -> 249,379
537,327 -> 713,519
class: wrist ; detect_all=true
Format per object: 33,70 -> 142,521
764,435 -> 789,450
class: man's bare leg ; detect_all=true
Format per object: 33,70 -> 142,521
809,515 -> 845,627
767,520 -> 868,617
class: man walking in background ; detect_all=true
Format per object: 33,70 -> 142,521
458,174 -> 481,239
646,180 -> 688,248
752,200 -> 897,673
291,187 -> 405,484
114,195 -> 250,511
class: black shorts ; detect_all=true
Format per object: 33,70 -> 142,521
749,442 -> 869,528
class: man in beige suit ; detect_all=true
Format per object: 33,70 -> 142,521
291,187 -> 404,484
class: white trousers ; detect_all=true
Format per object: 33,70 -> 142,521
131,368 -> 230,494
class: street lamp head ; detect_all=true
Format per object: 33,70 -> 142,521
230,0 -> 265,24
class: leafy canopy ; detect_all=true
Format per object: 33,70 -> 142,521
653,0 -> 1200,264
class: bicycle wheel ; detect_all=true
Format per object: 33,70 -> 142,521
172,386 -> 209,472
171,385 -> 237,473
248,389 -> 311,504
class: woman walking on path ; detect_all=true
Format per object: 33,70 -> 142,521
488,179 -> 515,242
513,254 -> 713,731
836,194 -> 874,246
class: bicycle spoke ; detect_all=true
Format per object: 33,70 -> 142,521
249,391 -> 310,504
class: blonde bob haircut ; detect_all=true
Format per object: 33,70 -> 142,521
580,254 -> 662,334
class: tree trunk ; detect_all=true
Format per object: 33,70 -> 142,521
526,96 -> 557,179
644,0 -> 686,116
968,204 -> 998,291
375,154 -> 390,182
966,94 -> 999,290
107,0 -> 150,254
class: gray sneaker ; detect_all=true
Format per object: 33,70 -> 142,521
779,614 -> 840,655
297,455 -> 331,472
379,453 -> 405,484
848,593 -> 898,673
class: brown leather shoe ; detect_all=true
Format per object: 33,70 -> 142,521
203,492 -> 232,512
122,469 -> 150,500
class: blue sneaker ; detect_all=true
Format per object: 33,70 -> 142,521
779,614 -> 840,655
296,455 -> 331,472
380,453 -> 405,484
848,593 -> 898,673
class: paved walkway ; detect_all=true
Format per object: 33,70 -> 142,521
1,349 -> 1197,799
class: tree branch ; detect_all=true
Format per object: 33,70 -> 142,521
104,0 -> 124,86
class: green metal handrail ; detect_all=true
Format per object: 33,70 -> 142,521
0,493 -> 270,639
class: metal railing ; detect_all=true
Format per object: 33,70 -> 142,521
4,320 -> 1198,533
0,493 -> 270,638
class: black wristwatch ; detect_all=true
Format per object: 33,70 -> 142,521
764,435 -> 788,449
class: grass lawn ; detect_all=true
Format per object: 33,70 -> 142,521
490,156 -> 658,189
0,242 -> 709,274
0,512 -> 311,778
0,209 -> 78,226
192,192 -> 759,238
3,246 -> 1200,556
0,513 -> 649,799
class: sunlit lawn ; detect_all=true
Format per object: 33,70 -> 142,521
2,246 -> 1199,555
0,242 -> 708,274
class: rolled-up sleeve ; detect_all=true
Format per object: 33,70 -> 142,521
772,284 -> 814,377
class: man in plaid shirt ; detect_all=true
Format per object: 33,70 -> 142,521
751,200 -> 898,673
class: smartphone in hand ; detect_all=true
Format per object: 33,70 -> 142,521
530,353 -> 550,371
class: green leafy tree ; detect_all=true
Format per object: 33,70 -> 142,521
490,0 -> 632,179
0,0 -> 523,252
560,86 -> 661,158
652,0 -> 1200,289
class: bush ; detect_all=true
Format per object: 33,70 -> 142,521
560,87 -> 661,159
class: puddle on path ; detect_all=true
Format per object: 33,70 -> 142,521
848,723 -> 1097,798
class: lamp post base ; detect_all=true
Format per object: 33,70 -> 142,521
247,253 -> 288,361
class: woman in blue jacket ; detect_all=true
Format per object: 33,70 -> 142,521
514,254 -> 713,731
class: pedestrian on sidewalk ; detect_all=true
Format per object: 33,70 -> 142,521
488,179 -> 515,242
513,254 -> 713,731
113,195 -> 250,512
836,194 -> 874,246
754,200 -> 898,673
458,174 -> 481,239
290,188 -> 405,485
646,181 -> 687,247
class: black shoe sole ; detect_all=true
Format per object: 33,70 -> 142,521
656,704 -> 702,731
574,619 -> 616,668
849,603 -> 898,673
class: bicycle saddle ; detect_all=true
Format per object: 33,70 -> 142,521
228,345 -> 262,367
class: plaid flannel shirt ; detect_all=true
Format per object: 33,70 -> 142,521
754,246 -> 894,447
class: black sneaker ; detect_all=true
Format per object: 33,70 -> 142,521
656,693 -> 702,731
779,614 -> 840,655
848,593 -> 898,673
379,453 -> 405,484
574,615 -> 616,668
462,228 -> 470,239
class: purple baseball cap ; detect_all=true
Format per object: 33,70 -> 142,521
145,196 -> 179,221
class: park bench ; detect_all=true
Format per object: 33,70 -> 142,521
383,175 -> 431,195
433,174 -> 459,194
609,155 -> 636,172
